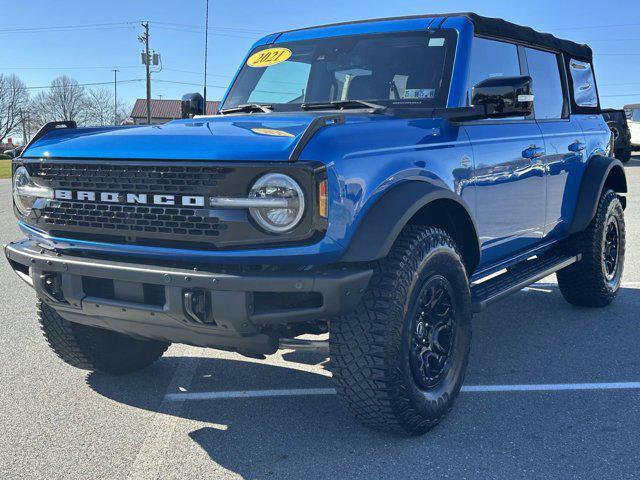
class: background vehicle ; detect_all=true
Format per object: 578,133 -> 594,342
5,13 -> 626,435
626,103 -> 640,148
603,109 -> 633,162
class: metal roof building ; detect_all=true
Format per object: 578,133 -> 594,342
129,99 -> 220,124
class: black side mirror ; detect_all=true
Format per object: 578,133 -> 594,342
181,93 -> 205,119
471,75 -> 533,119
5,147 -> 23,158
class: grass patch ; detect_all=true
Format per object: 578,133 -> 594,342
0,160 -> 11,179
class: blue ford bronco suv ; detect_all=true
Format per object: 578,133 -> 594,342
6,13 -> 627,435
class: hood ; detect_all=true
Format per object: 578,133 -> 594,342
22,114 -> 370,161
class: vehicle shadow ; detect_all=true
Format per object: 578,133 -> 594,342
86,284 -> 640,479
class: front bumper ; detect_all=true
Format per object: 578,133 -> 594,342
5,240 -> 372,355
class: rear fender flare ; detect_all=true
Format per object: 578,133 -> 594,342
569,155 -> 627,234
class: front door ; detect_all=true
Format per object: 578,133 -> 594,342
465,122 -> 546,265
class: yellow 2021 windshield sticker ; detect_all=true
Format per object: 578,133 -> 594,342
247,48 -> 292,68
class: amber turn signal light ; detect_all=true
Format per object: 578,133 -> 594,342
318,179 -> 328,218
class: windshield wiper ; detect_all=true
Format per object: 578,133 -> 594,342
219,103 -> 272,114
301,100 -> 387,113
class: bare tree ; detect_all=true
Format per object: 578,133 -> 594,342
84,88 -> 131,126
29,76 -> 88,128
84,88 -> 113,126
0,74 -> 29,142
29,78 -> 131,130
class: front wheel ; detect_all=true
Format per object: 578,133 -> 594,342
557,189 -> 625,307
38,302 -> 170,374
330,226 -> 472,435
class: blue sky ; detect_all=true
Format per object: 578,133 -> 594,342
2,0 -> 639,110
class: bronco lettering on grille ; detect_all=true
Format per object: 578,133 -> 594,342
54,190 -> 205,207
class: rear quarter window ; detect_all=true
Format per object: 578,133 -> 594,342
569,59 -> 598,108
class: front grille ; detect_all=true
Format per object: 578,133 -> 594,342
22,160 -> 323,250
42,201 -> 225,238
35,163 -> 231,195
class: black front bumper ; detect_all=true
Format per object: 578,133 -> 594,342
5,240 -> 372,354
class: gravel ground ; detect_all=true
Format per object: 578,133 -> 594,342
2,156 -> 640,479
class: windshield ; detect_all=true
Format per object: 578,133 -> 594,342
221,30 -> 457,112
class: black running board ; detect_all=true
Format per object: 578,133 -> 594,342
471,253 -> 581,313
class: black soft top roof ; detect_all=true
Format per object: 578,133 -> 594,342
285,12 -> 592,61
464,13 -> 592,61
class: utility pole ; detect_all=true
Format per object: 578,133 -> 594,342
139,21 -> 151,124
19,109 -> 29,144
203,0 -> 209,112
112,69 -> 119,125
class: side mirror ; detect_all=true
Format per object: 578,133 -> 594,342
181,93 -> 205,119
471,75 -> 533,119
5,147 -> 23,158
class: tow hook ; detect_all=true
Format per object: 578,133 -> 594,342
39,273 -> 65,303
183,289 -> 215,324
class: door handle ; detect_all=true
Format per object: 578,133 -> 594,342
522,145 -> 545,159
568,141 -> 586,152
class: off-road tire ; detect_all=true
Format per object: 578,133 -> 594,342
607,121 -> 631,163
330,226 -> 472,435
617,148 -> 632,163
38,301 -> 170,374
557,189 -> 625,307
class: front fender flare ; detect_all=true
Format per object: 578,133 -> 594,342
340,181 -> 480,267
569,155 -> 627,235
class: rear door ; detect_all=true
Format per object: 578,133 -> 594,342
463,37 -> 546,265
523,47 -> 587,239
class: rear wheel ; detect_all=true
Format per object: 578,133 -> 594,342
557,189 -> 625,307
38,302 -> 170,374
618,149 -> 632,163
330,226 -> 472,435
607,121 -> 631,162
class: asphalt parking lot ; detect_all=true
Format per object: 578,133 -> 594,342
2,155 -> 640,480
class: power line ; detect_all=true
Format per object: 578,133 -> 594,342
163,67 -> 231,78
0,21 -> 139,33
600,93 -> 640,98
153,25 -> 260,39
547,22 -> 640,31
25,79 -> 144,90
152,79 -> 229,89
601,82 -> 640,87
151,21 -> 270,34
0,65 -> 140,71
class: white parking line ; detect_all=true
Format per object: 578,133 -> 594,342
164,381 -> 640,402
127,347 -> 205,480
165,387 -> 337,401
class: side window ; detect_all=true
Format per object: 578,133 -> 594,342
466,37 -> 521,106
525,48 -> 565,119
569,59 -> 598,107
633,109 -> 640,122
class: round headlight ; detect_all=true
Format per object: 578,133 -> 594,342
248,173 -> 305,233
13,166 -> 35,216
